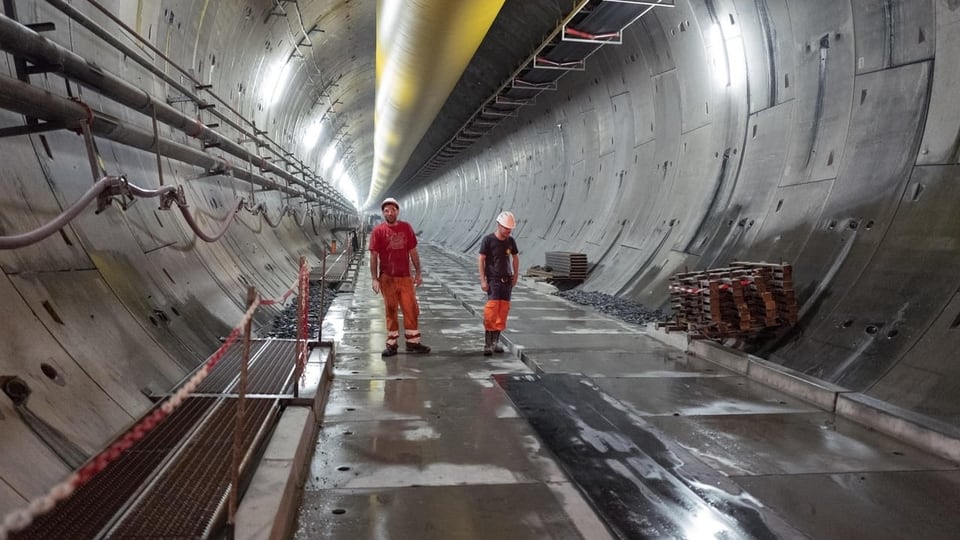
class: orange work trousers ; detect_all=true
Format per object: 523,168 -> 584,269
484,278 -> 513,331
483,300 -> 511,331
379,275 -> 422,347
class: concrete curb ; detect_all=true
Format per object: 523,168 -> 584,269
646,324 -> 960,464
235,344 -> 335,539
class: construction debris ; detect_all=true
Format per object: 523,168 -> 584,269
527,252 -> 589,284
556,289 -> 665,326
663,262 -> 797,340
545,251 -> 588,280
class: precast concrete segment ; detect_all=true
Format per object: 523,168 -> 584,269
399,2 -> 960,434
296,248 -> 610,539
8,339 -> 305,539
496,372 -> 802,539
9,398 -> 218,539
416,244 -> 960,539
43,0 -> 329,194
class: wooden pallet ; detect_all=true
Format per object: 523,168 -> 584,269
667,262 -> 798,340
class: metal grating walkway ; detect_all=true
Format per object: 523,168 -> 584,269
11,338 -> 303,539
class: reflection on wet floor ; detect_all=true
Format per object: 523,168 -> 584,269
296,245 -> 960,540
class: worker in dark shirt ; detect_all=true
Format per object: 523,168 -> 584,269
478,211 -> 519,355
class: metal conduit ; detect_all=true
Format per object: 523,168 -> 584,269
0,72 -> 317,205
43,0 -> 330,204
0,13 -> 353,214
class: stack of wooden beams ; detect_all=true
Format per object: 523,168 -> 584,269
665,262 -> 797,339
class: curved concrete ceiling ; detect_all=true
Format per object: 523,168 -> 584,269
1,0 -> 959,518
369,0 -> 506,208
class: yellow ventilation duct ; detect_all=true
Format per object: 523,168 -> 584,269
368,0 -> 506,208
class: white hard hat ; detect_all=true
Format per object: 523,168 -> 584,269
381,197 -> 400,210
496,211 -> 516,229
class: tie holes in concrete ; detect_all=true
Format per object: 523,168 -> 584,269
40,363 -> 58,380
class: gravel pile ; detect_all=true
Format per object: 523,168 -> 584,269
555,289 -> 666,326
266,284 -> 337,339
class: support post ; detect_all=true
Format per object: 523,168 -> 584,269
228,286 -> 256,534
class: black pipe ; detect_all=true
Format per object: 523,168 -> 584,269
0,71 -> 311,202
0,13 -> 352,212
44,0 -> 335,204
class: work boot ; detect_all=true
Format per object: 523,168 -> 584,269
381,345 -> 398,357
406,342 -> 431,354
492,331 -> 505,353
483,331 -> 493,356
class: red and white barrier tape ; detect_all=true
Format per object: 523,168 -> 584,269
0,257 -> 317,539
0,296 -> 261,539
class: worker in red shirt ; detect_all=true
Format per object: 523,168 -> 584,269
369,198 -> 431,357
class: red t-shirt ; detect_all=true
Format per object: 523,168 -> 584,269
369,221 -> 417,277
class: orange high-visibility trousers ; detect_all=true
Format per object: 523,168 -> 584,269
483,278 -> 513,331
483,299 -> 511,331
379,275 -> 422,347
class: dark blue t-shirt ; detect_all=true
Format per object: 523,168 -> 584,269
479,233 -> 519,278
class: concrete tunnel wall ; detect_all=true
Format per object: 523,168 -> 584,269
404,0 -> 960,423
0,1 -> 357,511
0,0 -> 959,516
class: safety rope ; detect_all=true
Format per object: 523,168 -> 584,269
0,295 -> 260,539
259,262 -> 307,309
0,256 -> 319,539
296,257 -> 311,377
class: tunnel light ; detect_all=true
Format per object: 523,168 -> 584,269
332,161 -> 345,182
321,146 -> 337,171
339,173 -> 359,209
726,37 -> 746,89
259,58 -> 294,107
302,121 -> 324,151
706,24 -> 746,90
706,25 -> 727,88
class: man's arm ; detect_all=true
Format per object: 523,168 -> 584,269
511,253 -> 520,287
370,251 -> 381,293
478,253 -> 488,292
410,247 -> 423,287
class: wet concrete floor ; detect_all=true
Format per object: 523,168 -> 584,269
294,245 -> 960,540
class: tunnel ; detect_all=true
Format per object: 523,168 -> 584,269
1,0 -> 959,538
